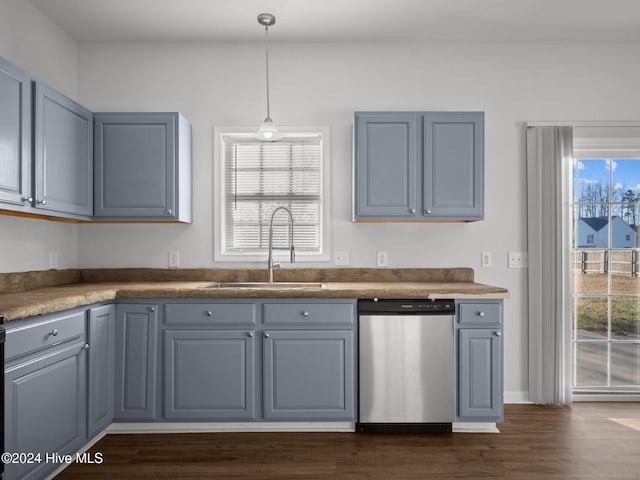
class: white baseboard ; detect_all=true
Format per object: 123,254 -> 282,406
452,422 -> 500,433
108,421 -> 356,434
504,391 -> 532,404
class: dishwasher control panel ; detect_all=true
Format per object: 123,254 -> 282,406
358,299 -> 455,315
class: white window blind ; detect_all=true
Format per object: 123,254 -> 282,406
222,135 -> 323,254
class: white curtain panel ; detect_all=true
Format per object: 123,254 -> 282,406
526,126 -> 573,404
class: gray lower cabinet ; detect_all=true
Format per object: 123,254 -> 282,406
114,304 -> 158,420
93,112 -> 192,222
33,81 -> 93,218
0,56 -> 31,211
353,111 -> 484,221
263,329 -> 354,420
456,300 -> 503,422
162,299 -> 356,422
87,304 -> 115,438
4,311 -> 88,480
164,330 -> 256,420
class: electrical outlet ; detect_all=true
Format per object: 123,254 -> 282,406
508,251 -> 528,268
335,251 -> 350,266
376,251 -> 388,267
168,250 -> 181,268
48,251 -> 59,269
481,251 -> 492,268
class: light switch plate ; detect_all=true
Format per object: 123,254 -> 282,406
481,251 -> 492,267
376,251 -> 388,267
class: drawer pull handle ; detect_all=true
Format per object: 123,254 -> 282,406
247,332 -> 254,337
206,311 -> 213,317
264,333 -> 270,338
149,307 -> 156,313
82,343 -> 90,350
302,311 -> 310,317
409,208 -> 416,214
477,311 -> 485,317
494,331 -> 501,337
21,196 -> 33,203
49,329 -> 59,337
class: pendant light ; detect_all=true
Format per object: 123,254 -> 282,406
256,13 -> 281,141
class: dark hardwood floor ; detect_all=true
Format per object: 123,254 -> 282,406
57,403 -> 640,479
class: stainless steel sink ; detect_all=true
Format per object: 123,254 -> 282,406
198,282 -> 327,289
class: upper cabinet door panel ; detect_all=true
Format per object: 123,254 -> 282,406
354,113 -> 418,219
423,112 -> 484,219
94,112 -> 192,222
0,57 -> 31,209
34,82 -> 93,217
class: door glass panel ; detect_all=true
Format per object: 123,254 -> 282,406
572,157 -> 640,394
610,343 -> 640,386
575,342 -> 608,386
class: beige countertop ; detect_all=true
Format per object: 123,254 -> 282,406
0,277 -> 509,322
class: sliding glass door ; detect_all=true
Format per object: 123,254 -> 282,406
571,158 -> 640,394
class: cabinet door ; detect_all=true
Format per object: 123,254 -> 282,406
0,57 -> 31,210
33,82 -> 93,217
94,113 -> 181,220
88,304 -> 115,438
263,330 -> 354,420
114,304 -> 158,420
354,112 -> 418,219
4,342 -> 87,480
423,112 -> 484,220
164,330 -> 256,420
458,328 -> 502,421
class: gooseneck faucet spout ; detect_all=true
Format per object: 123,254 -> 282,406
267,206 -> 295,283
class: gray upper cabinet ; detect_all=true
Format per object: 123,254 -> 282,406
34,81 -> 93,217
354,113 -> 418,218
0,57 -> 31,211
94,113 -> 192,222
353,111 -> 484,221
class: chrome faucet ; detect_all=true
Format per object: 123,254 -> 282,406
267,206 -> 295,283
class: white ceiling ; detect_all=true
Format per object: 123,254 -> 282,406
30,0 -> 640,43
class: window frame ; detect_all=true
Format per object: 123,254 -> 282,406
213,126 -> 331,263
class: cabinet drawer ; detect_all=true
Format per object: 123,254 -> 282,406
263,303 -> 354,325
5,311 -> 86,361
458,303 -> 502,325
165,303 -> 256,325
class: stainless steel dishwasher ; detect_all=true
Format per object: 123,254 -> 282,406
357,299 -> 455,433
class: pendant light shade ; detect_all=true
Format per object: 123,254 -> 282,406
256,13 -> 281,141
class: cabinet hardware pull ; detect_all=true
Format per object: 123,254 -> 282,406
425,209 -> 432,214
264,333 -> 270,338
409,208 -> 416,214
82,343 -> 90,350
494,331 -> 501,337
477,311 -> 485,317
21,196 -> 33,203
166,208 -> 173,215
49,329 -> 59,337
205,311 -> 213,317
302,311 -> 310,317
37,199 -> 47,206
247,332 -> 254,337
149,307 -> 156,312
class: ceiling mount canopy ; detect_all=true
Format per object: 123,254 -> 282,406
256,12 -> 281,142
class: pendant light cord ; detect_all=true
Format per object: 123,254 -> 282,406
264,24 -> 271,120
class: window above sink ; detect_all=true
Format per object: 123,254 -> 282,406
213,126 -> 331,263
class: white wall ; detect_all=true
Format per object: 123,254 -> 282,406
74,40 -> 640,400
0,0 -> 78,273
